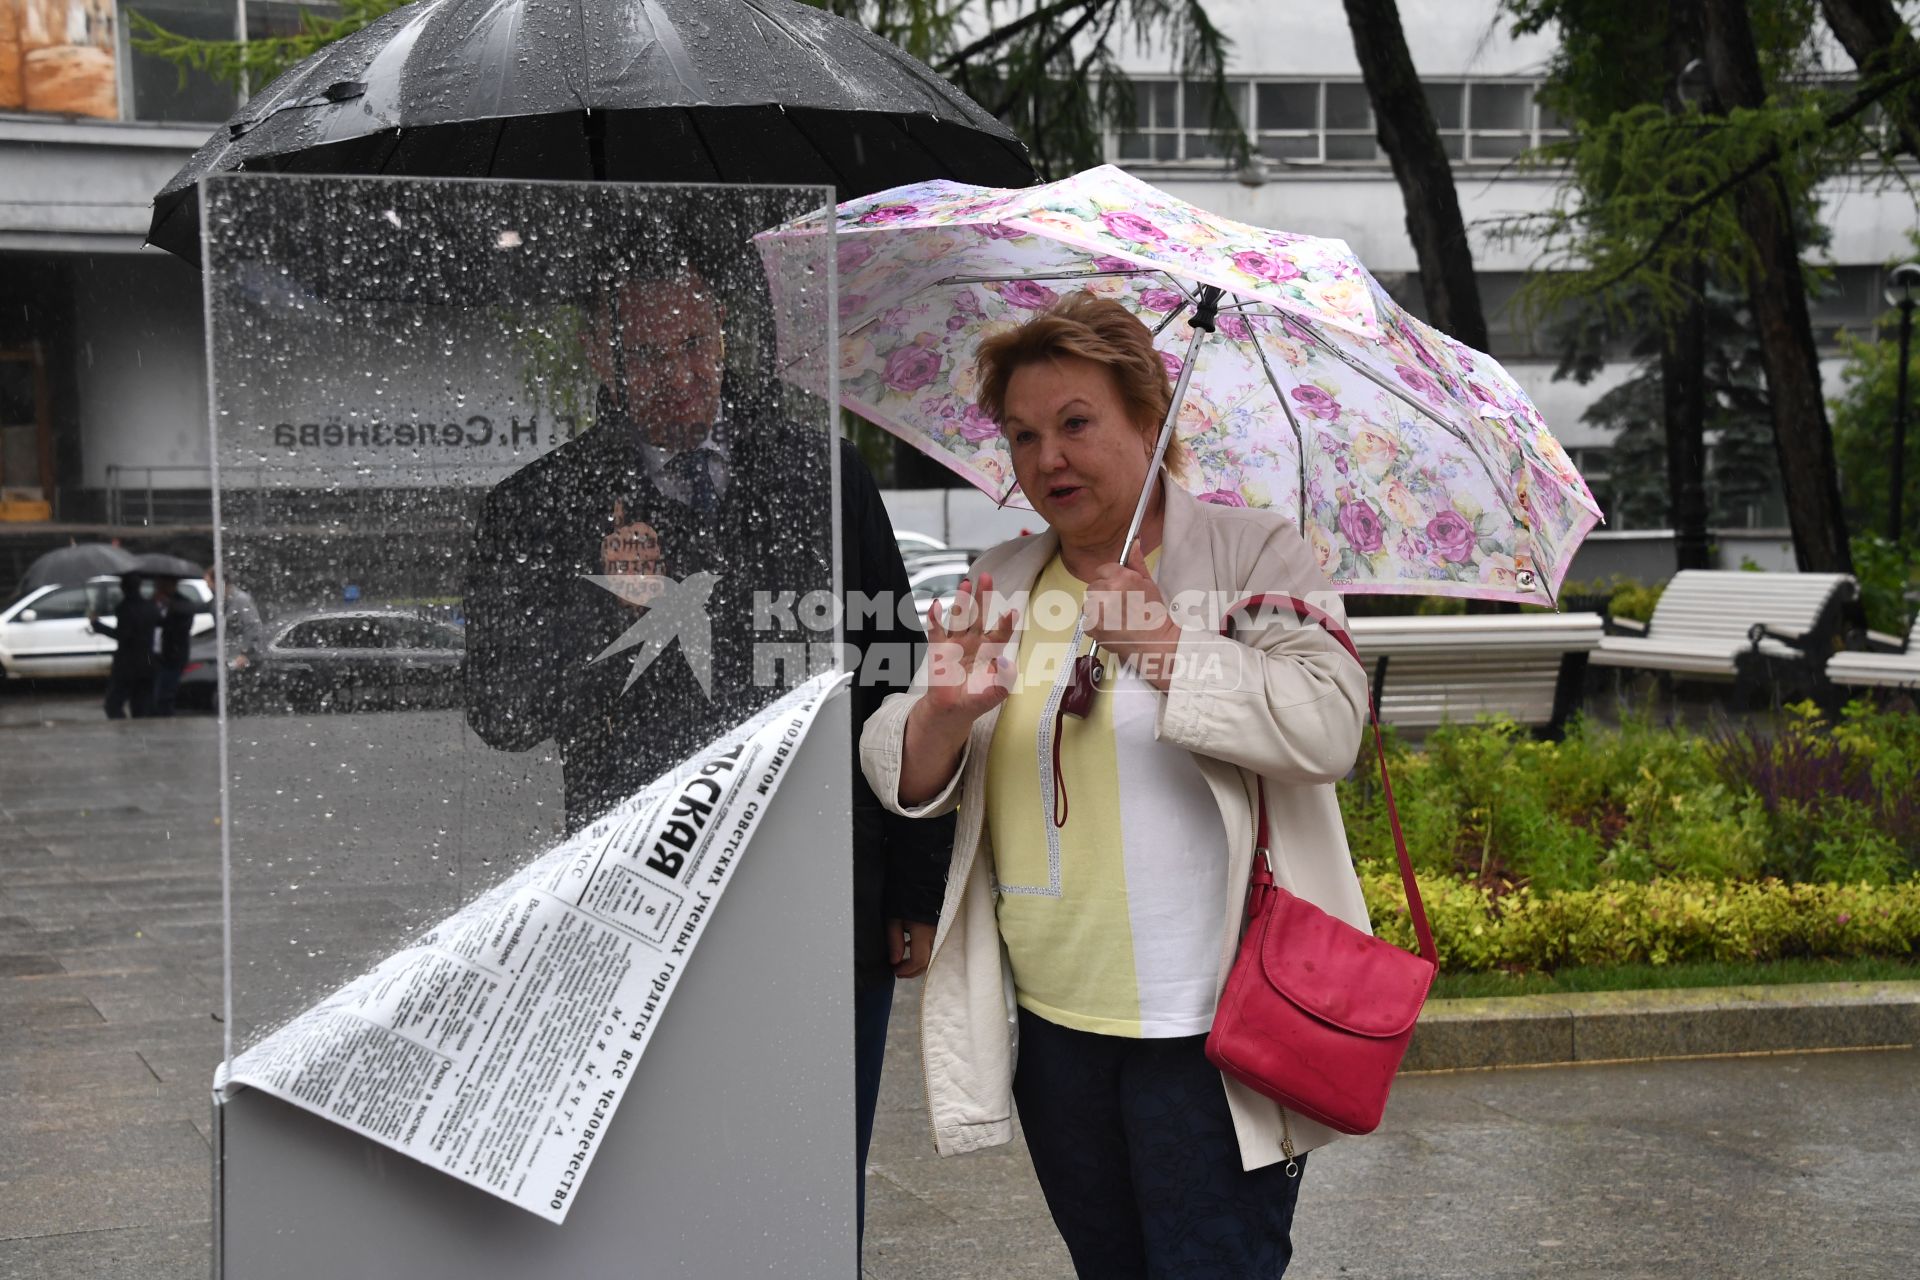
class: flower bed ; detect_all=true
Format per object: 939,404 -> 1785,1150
1340,701 -> 1920,971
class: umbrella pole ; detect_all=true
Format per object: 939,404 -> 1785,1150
1119,287 -> 1222,564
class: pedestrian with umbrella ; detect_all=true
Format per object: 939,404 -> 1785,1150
90,572 -> 160,721
759,167 -> 1599,1275
132,555 -> 205,718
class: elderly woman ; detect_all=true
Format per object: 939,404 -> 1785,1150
860,292 -> 1372,1277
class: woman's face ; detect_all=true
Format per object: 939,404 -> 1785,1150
1000,355 -> 1153,550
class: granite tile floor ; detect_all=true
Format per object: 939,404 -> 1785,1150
2,685 -> 1915,1280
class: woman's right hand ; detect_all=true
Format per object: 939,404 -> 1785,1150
920,573 -> 1016,726
898,573 -> 1015,806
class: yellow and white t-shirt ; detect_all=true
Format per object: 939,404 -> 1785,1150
986,551 -> 1228,1039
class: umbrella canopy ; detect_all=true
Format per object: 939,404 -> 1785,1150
20,543 -> 137,594
127,553 -> 206,581
756,166 -> 1603,605
148,0 -> 1037,265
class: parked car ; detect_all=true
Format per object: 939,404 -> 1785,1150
184,608 -> 466,714
907,558 -> 971,629
0,575 -> 213,682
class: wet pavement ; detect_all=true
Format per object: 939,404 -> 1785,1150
1,683 -> 1915,1279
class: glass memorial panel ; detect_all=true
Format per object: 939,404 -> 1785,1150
202,174 -> 839,1084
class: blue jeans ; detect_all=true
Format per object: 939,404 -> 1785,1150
854,974 -> 895,1247
1012,1008 -> 1308,1279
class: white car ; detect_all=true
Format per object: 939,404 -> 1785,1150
0,575 -> 214,681
908,559 -> 972,629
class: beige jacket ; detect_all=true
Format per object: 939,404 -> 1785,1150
860,481 -> 1372,1170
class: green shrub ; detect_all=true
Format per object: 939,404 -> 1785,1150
1362,874 -> 1920,972
1607,578 -> 1666,623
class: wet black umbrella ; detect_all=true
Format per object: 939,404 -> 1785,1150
148,0 -> 1037,265
19,543 -> 137,594
127,553 -> 206,581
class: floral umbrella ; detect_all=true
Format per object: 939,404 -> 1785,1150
755,164 -> 1602,603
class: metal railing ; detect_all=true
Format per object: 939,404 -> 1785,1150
105,466 -> 214,527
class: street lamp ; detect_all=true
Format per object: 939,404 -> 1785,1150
1887,261 -> 1920,543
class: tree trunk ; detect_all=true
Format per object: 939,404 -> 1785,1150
1701,0 -> 1855,574
1664,0 -> 1714,572
1819,0 -> 1920,160
1341,0 -> 1490,352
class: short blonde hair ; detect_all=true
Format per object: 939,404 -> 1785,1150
974,292 -> 1189,479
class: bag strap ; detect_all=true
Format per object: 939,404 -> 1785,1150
1222,594 -> 1438,967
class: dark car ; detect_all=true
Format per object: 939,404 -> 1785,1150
181,608 -> 465,714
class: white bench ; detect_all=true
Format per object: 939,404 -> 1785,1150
1827,612 -> 1920,690
1591,571 -> 1856,694
1348,613 -> 1604,736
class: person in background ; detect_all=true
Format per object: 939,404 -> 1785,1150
204,567 -> 268,671
148,576 -> 199,717
463,262 -> 953,1247
90,573 -> 157,720
861,293 -> 1369,1278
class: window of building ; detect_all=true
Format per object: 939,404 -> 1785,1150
1807,264 -> 1886,345
118,0 -> 238,123
1115,74 -> 1568,169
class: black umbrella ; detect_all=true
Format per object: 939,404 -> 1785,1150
127,553 -> 206,581
148,0 -> 1038,265
19,543 -> 137,594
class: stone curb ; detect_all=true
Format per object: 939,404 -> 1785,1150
1402,980 -> 1920,1072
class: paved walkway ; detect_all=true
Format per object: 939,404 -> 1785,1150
1,687 -> 1915,1279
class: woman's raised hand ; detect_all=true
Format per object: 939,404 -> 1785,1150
897,573 -> 1015,807
921,572 -> 1016,727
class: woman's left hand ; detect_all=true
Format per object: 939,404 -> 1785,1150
1083,544 -> 1184,691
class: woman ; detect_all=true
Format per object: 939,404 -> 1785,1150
860,292 -> 1371,1277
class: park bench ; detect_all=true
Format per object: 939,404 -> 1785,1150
1826,610 -> 1920,691
1347,612 -> 1604,738
1590,570 -> 1856,701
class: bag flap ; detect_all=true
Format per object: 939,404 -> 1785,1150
1257,889 -> 1435,1038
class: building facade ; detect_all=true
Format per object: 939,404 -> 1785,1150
1,0 -> 1914,561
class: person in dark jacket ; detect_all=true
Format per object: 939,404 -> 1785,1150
91,575 -> 158,719
148,576 -> 199,717
462,267 -> 952,1242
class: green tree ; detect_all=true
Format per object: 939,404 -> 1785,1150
1829,250 -> 1920,547
1498,0 -> 1920,575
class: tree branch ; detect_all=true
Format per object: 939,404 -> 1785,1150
1586,60 -> 1920,296
991,3 -> 1107,119
933,0 -> 1107,73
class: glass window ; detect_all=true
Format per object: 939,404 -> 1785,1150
1470,84 -> 1533,131
1426,82 -> 1465,131
1257,82 -> 1318,131
1807,265 -> 1882,341
1259,134 -> 1319,161
123,0 -> 241,123
1536,92 -> 1570,135
1324,82 -> 1373,131
27,588 -> 90,621
1324,133 -> 1379,161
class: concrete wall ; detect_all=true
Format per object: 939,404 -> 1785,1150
67,252 -> 209,487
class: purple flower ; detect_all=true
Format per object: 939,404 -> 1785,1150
856,203 -> 921,226
957,404 -> 1000,442
1426,510 -> 1475,563
1160,351 -> 1184,380
1468,381 -> 1497,405
1198,488 -> 1247,507
1232,250 -> 1302,284
1090,255 -> 1145,273
1289,385 -> 1341,421
946,314 -> 971,331
1001,280 -> 1060,309
1395,364 -> 1442,401
837,240 -> 878,274
1139,288 -> 1185,314
976,223 -> 1027,240
1281,315 -> 1317,346
1099,211 -> 1167,243
883,346 -> 943,394
1336,501 -> 1381,554
1334,455 -> 1349,476
1339,501 -> 1384,554
1216,314 -> 1253,342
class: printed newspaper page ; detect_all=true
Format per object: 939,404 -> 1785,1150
216,672 -> 848,1222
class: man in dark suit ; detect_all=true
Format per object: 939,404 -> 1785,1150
462,266 -> 951,1241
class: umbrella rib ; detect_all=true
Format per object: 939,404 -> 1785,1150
1244,319 -> 1310,518
931,268 -> 1155,287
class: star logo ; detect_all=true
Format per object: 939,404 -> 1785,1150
583,571 -> 719,697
